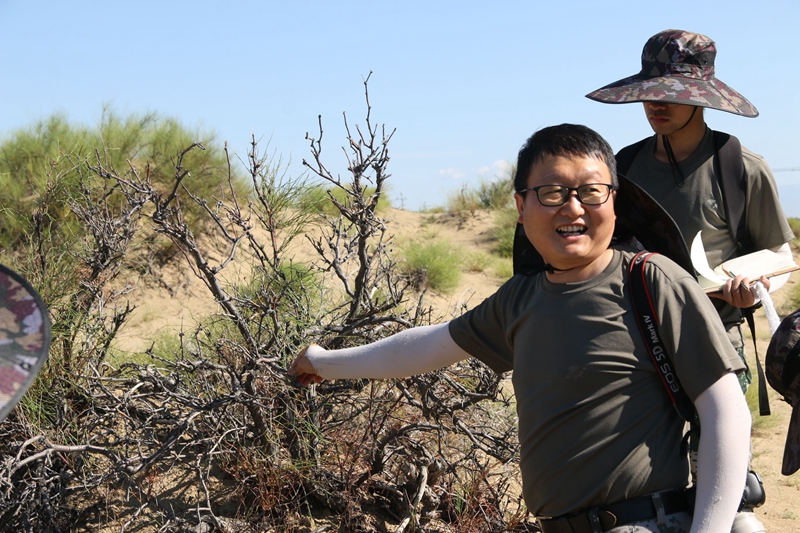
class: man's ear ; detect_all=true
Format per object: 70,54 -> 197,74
514,193 -> 525,224
611,189 -> 617,222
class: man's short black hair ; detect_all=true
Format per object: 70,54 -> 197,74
513,124 -> 618,193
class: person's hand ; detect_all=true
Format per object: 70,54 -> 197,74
710,275 -> 769,308
289,345 -> 324,387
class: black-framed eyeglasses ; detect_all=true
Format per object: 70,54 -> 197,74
517,183 -> 616,207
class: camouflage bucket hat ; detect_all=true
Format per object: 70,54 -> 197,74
765,308 -> 800,475
0,264 -> 51,422
586,29 -> 758,117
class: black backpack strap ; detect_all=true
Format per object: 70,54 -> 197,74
742,306 -> 771,416
628,252 -> 696,422
712,132 -> 770,414
712,131 -> 752,255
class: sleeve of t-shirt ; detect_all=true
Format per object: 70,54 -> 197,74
645,255 -> 746,401
743,150 -> 795,250
448,278 -> 518,375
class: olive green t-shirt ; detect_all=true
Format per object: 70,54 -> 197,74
449,249 -> 743,517
626,129 -> 795,347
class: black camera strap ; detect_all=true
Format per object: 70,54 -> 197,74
629,252 -> 695,423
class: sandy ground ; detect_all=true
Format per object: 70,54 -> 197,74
113,206 -> 800,531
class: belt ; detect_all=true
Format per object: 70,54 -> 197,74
536,489 -> 691,533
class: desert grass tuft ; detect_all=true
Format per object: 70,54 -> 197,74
401,240 -> 463,293
490,257 -> 514,281
463,251 -> 492,273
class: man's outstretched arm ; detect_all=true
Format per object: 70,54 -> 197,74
289,322 -> 471,386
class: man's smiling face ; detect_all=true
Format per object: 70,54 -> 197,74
514,153 -> 616,272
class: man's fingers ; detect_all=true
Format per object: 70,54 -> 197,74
288,346 -> 311,376
722,275 -> 757,307
289,345 -> 324,387
715,275 -> 757,308
294,373 -> 323,387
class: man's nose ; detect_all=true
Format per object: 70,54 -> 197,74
560,191 -> 585,212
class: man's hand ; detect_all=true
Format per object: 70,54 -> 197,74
289,345 -> 324,387
710,275 -> 770,308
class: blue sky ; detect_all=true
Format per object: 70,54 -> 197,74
1,0 -> 798,216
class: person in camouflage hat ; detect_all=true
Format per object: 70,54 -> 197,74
587,29 -> 796,533
765,309 -> 800,476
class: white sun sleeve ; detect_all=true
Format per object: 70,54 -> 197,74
767,242 -> 794,294
305,322 -> 471,380
690,372 -> 751,533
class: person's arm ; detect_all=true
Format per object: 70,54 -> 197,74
766,242 -> 794,294
289,322 -> 471,386
689,372 -> 751,533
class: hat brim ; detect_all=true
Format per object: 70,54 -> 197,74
586,74 -> 758,118
0,264 -> 51,423
783,403 -> 800,475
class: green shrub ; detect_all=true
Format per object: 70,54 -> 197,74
445,165 -> 515,213
299,184 -> 390,215
445,184 -> 483,213
491,257 -> 514,280
492,206 -> 519,258
108,330 -> 184,367
297,185 -> 330,214
785,281 -> 800,315
476,178 -> 514,210
0,108 -> 248,253
237,261 -> 322,323
401,240 -> 462,293
463,251 -> 492,273
493,225 -> 515,258
447,179 -> 513,212
788,217 -> 800,246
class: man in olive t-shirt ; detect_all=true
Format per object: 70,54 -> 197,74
291,124 -> 751,533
